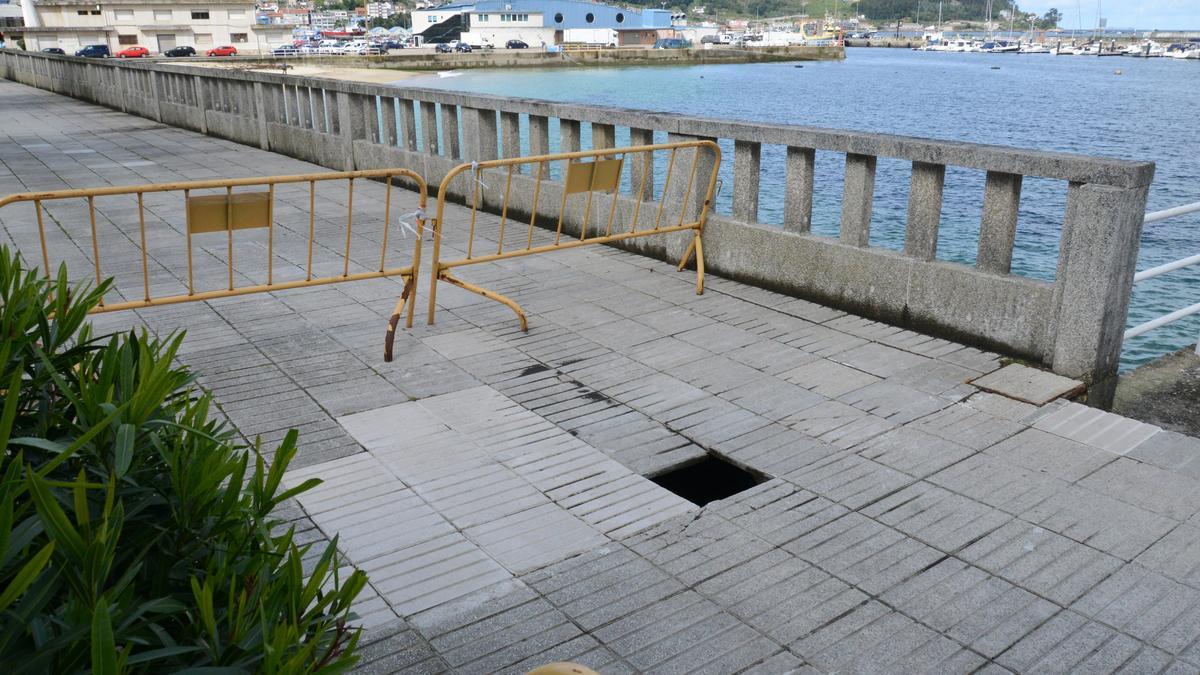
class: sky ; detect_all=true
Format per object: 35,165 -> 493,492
1014,0 -> 1200,30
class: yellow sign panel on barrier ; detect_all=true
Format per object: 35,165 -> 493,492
186,191 -> 273,234
563,158 -> 623,194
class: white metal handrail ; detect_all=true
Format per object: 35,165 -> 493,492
1124,201 -> 1200,353
1144,201 -> 1200,225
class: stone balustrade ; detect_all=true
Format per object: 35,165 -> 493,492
0,50 -> 1156,404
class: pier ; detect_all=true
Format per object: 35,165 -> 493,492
3,51 -> 1199,673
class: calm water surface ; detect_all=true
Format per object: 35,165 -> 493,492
407,48 -> 1200,369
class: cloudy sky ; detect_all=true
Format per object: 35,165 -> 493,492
1013,0 -> 1199,30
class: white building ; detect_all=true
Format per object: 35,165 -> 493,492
20,0 -> 291,53
310,8 -> 348,31
367,1 -> 395,19
413,0 -> 671,47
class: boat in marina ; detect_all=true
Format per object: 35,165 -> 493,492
1019,42 -> 1051,53
1124,40 -> 1166,57
983,40 -> 1020,53
944,38 -> 981,52
1169,46 -> 1200,59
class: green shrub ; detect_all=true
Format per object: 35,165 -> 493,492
0,246 -> 367,673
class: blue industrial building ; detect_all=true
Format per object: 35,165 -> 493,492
413,0 -> 673,46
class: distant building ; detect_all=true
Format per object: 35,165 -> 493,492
266,8 -> 313,25
0,1 -> 24,30
367,1 -> 395,19
310,8 -> 348,30
413,0 -> 671,46
20,0 -> 291,53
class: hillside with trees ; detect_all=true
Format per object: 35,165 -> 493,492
619,0 -> 1060,26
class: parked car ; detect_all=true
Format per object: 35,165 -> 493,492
358,45 -> 385,55
653,38 -> 691,49
505,40 -> 529,49
74,44 -> 110,58
316,40 -> 344,54
164,45 -> 196,57
383,40 -> 405,50
41,47 -> 66,55
300,43 -> 321,55
272,45 -> 300,56
115,45 -> 150,58
206,45 -> 238,57
434,42 -> 454,53
455,42 -> 472,52
700,34 -> 719,44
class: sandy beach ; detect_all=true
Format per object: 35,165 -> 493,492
189,61 -> 425,85
253,64 -> 426,84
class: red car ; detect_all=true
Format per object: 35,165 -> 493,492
207,45 -> 238,57
115,46 -> 150,58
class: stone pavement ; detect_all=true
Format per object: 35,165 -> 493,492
5,78 -> 1200,674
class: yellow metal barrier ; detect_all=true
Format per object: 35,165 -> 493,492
426,141 -> 721,330
0,169 -> 427,361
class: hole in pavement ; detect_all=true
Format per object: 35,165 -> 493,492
650,454 -> 766,506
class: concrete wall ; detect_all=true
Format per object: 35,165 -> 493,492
0,50 -> 1155,404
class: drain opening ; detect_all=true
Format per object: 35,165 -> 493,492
650,455 -> 766,506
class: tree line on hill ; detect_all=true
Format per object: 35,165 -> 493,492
615,0 -> 1062,28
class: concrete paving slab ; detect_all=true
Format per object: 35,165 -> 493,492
1033,400 -> 1162,455
971,362 -> 1086,405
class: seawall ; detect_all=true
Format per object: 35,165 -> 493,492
185,45 -> 844,71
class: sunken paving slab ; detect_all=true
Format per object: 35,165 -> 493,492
970,363 -> 1086,405
5,79 -> 1200,673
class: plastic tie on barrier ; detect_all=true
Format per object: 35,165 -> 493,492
398,208 -> 433,239
469,161 -> 490,192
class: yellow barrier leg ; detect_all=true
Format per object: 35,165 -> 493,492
439,272 -> 528,332
694,233 -> 705,295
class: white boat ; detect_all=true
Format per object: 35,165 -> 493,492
1124,40 -> 1165,57
1170,46 -> 1200,59
987,40 -> 1021,53
1019,42 -> 1051,53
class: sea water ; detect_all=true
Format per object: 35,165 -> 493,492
407,47 -> 1200,370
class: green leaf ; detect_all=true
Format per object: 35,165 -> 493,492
0,366 -> 23,451
25,470 -> 86,562
123,645 -> 203,666
0,540 -> 54,612
32,399 -> 130,478
91,597 -> 118,675
6,437 -> 70,453
114,423 -> 134,478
